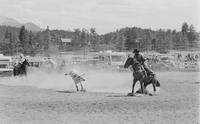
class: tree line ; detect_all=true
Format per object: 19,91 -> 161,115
0,22 -> 199,56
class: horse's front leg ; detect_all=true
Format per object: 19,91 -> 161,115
139,79 -> 144,94
131,79 -> 137,95
143,82 -> 147,91
152,79 -> 156,94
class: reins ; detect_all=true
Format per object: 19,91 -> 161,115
132,62 -> 148,77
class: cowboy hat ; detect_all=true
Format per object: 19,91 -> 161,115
133,49 -> 139,53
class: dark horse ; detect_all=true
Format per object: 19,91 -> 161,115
13,59 -> 30,76
124,57 -> 160,96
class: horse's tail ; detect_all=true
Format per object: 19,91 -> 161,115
156,80 -> 160,87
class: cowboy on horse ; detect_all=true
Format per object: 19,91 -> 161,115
133,49 -> 154,77
124,49 -> 160,96
13,53 -> 30,76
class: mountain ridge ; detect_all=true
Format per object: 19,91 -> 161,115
0,16 -> 43,32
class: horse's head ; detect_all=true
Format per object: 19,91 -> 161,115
124,57 -> 141,69
124,57 -> 133,68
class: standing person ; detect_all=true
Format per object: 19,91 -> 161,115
19,53 -> 25,64
178,53 -> 182,61
46,57 -> 57,69
20,53 -> 29,75
133,49 -> 154,76
13,53 -> 29,76
195,54 -> 199,60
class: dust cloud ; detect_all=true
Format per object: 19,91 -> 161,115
1,65 -> 198,94
0,66 -> 135,93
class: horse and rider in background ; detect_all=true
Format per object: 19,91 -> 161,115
124,49 -> 160,96
13,53 -> 30,76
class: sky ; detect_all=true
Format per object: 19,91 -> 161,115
0,0 -> 199,34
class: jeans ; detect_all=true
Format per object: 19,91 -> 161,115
142,62 -> 154,75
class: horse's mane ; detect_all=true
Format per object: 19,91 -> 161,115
132,58 -> 140,66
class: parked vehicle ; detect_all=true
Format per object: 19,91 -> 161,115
0,54 -> 13,76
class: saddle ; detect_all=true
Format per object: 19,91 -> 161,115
141,66 -> 155,78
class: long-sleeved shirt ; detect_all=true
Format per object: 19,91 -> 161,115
134,54 -> 146,64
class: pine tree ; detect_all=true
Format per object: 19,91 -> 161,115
44,26 -> 51,51
181,22 -> 189,36
8,32 -> 14,55
19,26 -> 28,53
4,29 -> 9,39
27,31 -> 34,55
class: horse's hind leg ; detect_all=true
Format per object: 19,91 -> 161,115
152,82 -> 156,93
149,78 -> 157,95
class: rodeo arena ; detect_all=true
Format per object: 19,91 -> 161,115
0,48 -> 200,124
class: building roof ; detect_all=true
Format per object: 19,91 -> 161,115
61,38 -> 72,43
0,54 -> 12,61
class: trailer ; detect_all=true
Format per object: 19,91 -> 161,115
0,54 -> 13,76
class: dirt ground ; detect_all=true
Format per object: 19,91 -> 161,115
0,71 -> 199,124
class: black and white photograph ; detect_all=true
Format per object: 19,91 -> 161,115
0,0 -> 199,124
